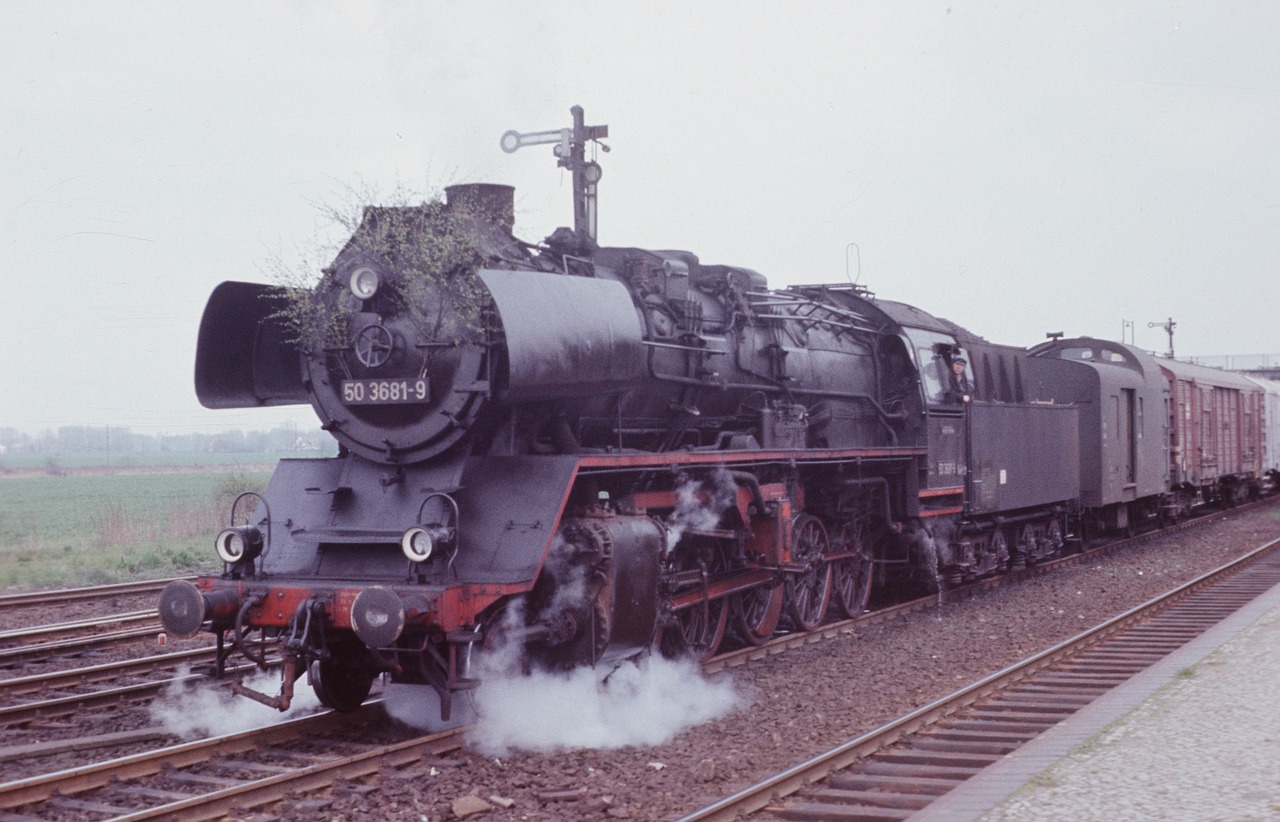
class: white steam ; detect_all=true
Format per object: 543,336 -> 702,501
384,600 -> 742,753
149,666 -> 321,739
665,469 -> 739,553
466,654 -> 740,755
540,535 -> 589,624
382,682 -> 475,733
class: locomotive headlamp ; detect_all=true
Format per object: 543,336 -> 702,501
348,266 -> 380,300
400,526 -> 435,563
215,525 -> 264,564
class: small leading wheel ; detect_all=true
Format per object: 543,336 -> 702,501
784,514 -> 833,632
733,580 -> 784,645
309,657 -> 375,712
832,521 -> 873,619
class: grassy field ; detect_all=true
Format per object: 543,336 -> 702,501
0,469 -> 273,589
0,450 -> 314,473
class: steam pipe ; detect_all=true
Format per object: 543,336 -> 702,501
728,470 -> 768,514
505,610 -> 582,647
231,654 -> 298,712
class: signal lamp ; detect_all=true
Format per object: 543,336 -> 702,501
348,266 -> 380,300
215,526 -> 264,564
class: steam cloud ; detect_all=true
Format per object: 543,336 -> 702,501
665,468 -> 739,553
149,666 -> 321,739
466,654 -> 740,755
382,681 -> 475,733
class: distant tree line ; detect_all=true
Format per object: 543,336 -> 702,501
0,425 -> 335,456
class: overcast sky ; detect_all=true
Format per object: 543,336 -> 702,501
3,2 -> 1277,435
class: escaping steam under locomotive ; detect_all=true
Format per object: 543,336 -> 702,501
159,107 -> 1280,721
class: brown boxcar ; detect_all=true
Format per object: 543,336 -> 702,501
1160,358 -> 1264,507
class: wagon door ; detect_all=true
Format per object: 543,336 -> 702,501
1119,388 -> 1136,486
1200,385 -> 1217,479
1220,388 -> 1241,474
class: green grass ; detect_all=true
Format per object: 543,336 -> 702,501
0,469 -> 273,589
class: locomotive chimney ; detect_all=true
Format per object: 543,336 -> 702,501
445,183 -> 515,234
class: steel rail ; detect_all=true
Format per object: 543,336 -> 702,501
0,652 -> 277,728
678,533 -> 1280,821
0,626 -> 164,669
108,721 -> 468,821
0,610 -> 160,648
2,673 -> 208,729
0,647 -> 213,697
0,707 -> 365,810
0,578 -> 193,610
0,701 -> 469,819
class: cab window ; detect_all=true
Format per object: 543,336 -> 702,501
903,328 -> 961,407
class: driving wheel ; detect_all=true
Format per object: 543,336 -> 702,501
784,514 -> 833,631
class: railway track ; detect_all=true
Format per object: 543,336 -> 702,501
0,647 -> 228,728
0,578 -> 190,611
0,611 -> 160,649
0,701 -> 463,820
0,618 -> 166,671
679,533 -> 1280,821
0,578 -> 193,671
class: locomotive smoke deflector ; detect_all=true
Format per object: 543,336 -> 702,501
195,281 -> 309,409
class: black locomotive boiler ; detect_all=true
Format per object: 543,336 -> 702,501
158,108 -> 1268,720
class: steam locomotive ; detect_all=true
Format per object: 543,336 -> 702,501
158,107 -> 1280,721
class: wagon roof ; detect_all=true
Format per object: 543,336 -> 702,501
1159,357 -> 1261,391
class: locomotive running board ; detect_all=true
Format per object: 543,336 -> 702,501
572,445 -> 926,471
